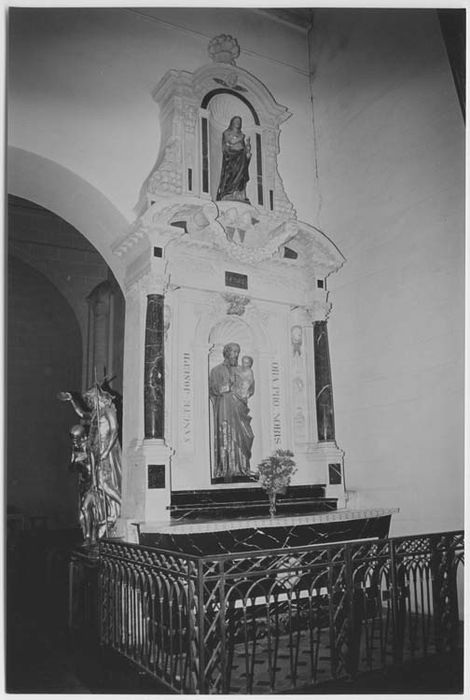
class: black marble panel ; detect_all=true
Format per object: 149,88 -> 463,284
328,463 -> 342,485
225,271 -> 248,289
144,294 -> 164,439
169,499 -> 337,522
314,321 -> 335,441
140,516 -> 393,556
211,475 -> 255,485
169,485 -> 331,520
148,464 -> 165,489
171,484 -> 326,506
201,117 -> 209,193
256,132 -> 263,205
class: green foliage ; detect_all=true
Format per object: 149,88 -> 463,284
256,449 -> 297,495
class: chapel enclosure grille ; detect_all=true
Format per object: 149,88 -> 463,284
70,530 -> 463,694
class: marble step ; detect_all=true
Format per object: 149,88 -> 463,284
171,484 -> 326,506
168,500 -> 338,521
169,485 -> 335,520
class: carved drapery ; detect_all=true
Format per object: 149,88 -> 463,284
144,294 -> 165,439
313,320 -> 335,442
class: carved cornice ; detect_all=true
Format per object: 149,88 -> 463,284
139,196 -> 217,235
112,222 -> 149,258
117,194 -> 345,293
291,221 -> 346,277
291,300 -> 332,323
127,196 -> 298,265
125,260 -> 171,299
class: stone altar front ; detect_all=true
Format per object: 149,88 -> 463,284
113,35 -> 354,537
138,508 -> 399,555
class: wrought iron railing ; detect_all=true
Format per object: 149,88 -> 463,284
70,530 -> 463,694
68,548 -> 100,640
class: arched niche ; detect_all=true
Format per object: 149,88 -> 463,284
205,310 -> 272,482
148,59 -> 294,218
208,316 -> 257,483
199,90 -> 265,206
208,315 -> 255,370
193,295 -> 270,360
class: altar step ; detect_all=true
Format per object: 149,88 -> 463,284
169,485 -> 337,520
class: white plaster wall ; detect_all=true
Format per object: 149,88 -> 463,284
309,9 -> 464,536
8,8 -> 464,538
8,8 -> 316,225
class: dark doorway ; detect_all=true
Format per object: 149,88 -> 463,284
7,195 -> 125,692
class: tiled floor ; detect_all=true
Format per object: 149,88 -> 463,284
7,609 -> 170,694
6,605 -> 462,695
6,534 -> 167,695
7,609 -> 91,693
291,651 -> 464,695
227,624 -> 463,694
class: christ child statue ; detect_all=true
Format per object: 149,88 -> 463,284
233,355 -> 255,404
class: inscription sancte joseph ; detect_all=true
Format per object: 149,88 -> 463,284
182,352 -> 193,445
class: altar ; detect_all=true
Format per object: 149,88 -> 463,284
109,34 -> 396,542
137,508 -> 399,555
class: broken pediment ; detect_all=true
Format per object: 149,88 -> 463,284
119,196 -> 344,279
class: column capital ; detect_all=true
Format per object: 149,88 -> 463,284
290,300 -> 332,325
126,269 -> 171,299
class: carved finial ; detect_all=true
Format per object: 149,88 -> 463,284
208,34 -> 240,65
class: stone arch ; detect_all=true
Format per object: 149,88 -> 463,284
8,146 -> 128,288
194,300 -> 270,356
192,63 -> 290,126
208,315 -> 254,370
201,89 -> 260,125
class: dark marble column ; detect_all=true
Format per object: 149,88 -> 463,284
144,294 -> 164,439
313,320 -> 335,442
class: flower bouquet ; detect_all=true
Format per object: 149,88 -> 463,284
256,449 -> 296,517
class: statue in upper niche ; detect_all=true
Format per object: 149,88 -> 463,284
216,116 -> 251,203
